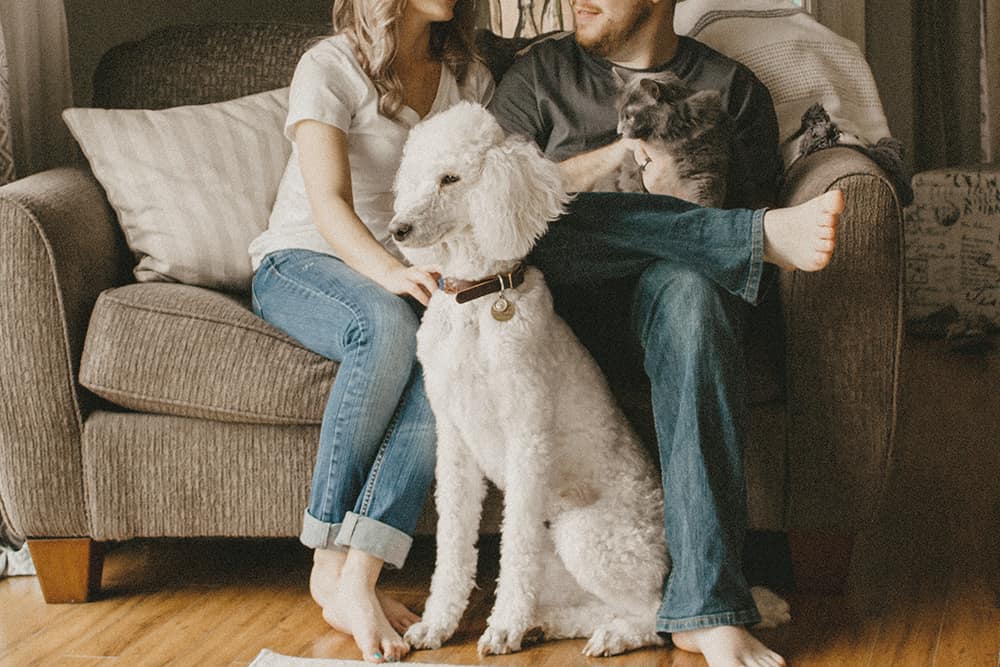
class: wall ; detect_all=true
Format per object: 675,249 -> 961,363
64,0 -> 331,106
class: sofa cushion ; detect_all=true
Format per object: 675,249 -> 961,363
80,281 -> 781,427
80,283 -> 337,425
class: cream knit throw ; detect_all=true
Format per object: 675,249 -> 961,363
675,0 -> 892,168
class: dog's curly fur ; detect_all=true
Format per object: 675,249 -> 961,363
390,102 -> 790,657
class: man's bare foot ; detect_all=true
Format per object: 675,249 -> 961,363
672,625 -> 786,667
763,190 -> 845,271
309,548 -> 410,662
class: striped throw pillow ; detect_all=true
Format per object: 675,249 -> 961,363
63,88 -> 291,292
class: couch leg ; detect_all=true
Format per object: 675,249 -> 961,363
787,531 -> 854,594
27,537 -> 104,603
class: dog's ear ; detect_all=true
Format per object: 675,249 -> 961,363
469,135 -> 570,261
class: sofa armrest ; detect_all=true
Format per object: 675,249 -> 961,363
777,147 -> 903,533
0,166 -> 130,539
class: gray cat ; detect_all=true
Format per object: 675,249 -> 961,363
615,71 -> 732,207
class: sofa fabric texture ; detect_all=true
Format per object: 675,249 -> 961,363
79,283 -> 338,425
0,22 -> 902,546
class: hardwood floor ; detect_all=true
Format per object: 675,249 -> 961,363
1,337 -> 998,666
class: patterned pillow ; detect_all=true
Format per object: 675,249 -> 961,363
63,88 -> 291,292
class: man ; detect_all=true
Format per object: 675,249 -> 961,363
488,1 -> 843,665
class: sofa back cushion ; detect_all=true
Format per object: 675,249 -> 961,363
92,22 -> 330,109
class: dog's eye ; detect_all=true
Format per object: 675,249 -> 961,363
440,173 -> 461,186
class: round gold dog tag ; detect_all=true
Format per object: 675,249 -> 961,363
491,297 -> 515,322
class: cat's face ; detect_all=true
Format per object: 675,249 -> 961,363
616,71 -> 724,141
615,71 -> 692,139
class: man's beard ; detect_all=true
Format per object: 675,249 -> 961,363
575,3 -> 653,59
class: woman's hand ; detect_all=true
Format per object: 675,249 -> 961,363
373,262 -> 442,306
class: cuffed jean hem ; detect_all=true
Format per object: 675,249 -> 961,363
656,607 -> 762,634
742,207 -> 767,305
299,509 -> 346,551
332,511 -> 413,569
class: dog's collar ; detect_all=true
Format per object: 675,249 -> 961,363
438,263 -> 526,304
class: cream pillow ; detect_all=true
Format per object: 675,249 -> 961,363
63,88 -> 291,292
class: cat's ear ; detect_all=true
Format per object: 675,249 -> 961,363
639,78 -> 661,101
684,89 -> 724,123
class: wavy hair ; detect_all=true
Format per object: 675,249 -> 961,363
332,0 -> 477,120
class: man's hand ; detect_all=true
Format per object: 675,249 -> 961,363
557,140 -> 632,192
624,138 -> 683,198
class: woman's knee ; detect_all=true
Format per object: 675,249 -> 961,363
347,291 -> 420,359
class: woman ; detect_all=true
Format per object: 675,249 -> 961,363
247,0 -> 494,662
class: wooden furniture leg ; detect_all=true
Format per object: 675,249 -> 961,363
787,531 -> 855,594
27,537 -> 104,603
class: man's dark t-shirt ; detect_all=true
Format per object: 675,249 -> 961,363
487,32 -> 781,208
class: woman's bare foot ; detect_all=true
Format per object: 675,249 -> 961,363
309,548 -> 410,662
376,590 -> 422,634
672,625 -> 786,667
763,190 -> 845,271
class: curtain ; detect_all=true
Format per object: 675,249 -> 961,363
0,0 -> 73,181
913,0 -> 984,169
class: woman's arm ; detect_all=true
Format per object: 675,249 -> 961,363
294,119 -> 439,304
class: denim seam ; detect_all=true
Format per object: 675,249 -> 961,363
266,255 -> 373,522
742,208 -> 766,305
656,606 -> 762,633
357,397 -> 404,516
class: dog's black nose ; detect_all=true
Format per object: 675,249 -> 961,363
391,224 -> 412,242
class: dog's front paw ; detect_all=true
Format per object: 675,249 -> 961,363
750,585 -> 792,629
404,621 -> 453,650
477,624 -> 526,656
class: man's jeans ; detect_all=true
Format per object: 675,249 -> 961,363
531,192 -> 770,632
251,248 -> 435,569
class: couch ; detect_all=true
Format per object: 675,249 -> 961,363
0,22 -> 902,603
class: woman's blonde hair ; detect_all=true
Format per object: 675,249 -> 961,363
332,0 -> 477,120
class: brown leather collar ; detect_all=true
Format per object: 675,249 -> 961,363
439,263 -> 526,304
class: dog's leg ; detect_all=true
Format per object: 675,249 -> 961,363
405,420 -> 487,650
477,398 -> 553,657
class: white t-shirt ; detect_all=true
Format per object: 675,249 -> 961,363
248,34 -> 495,271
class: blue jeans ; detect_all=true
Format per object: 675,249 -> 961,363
251,248 -> 435,569
530,192 -> 771,633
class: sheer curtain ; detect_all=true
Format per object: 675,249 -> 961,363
0,0 -> 73,183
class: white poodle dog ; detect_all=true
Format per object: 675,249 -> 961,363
389,102 -> 790,658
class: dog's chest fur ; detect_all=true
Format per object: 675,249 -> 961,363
417,270 -> 558,486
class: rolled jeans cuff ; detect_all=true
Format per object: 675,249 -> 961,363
742,207 -> 767,305
299,509 -> 345,551
334,512 -> 413,569
656,606 -> 762,634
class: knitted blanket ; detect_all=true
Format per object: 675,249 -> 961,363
675,0 -> 904,192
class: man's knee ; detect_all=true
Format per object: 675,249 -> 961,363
632,262 -> 735,345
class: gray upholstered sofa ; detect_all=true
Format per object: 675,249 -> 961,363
0,22 -> 902,603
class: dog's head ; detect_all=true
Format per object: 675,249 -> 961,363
390,102 -> 569,263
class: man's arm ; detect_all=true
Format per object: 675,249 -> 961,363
557,141 -> 631,192
726,70 -> 781,208
489,51 -> 626,193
